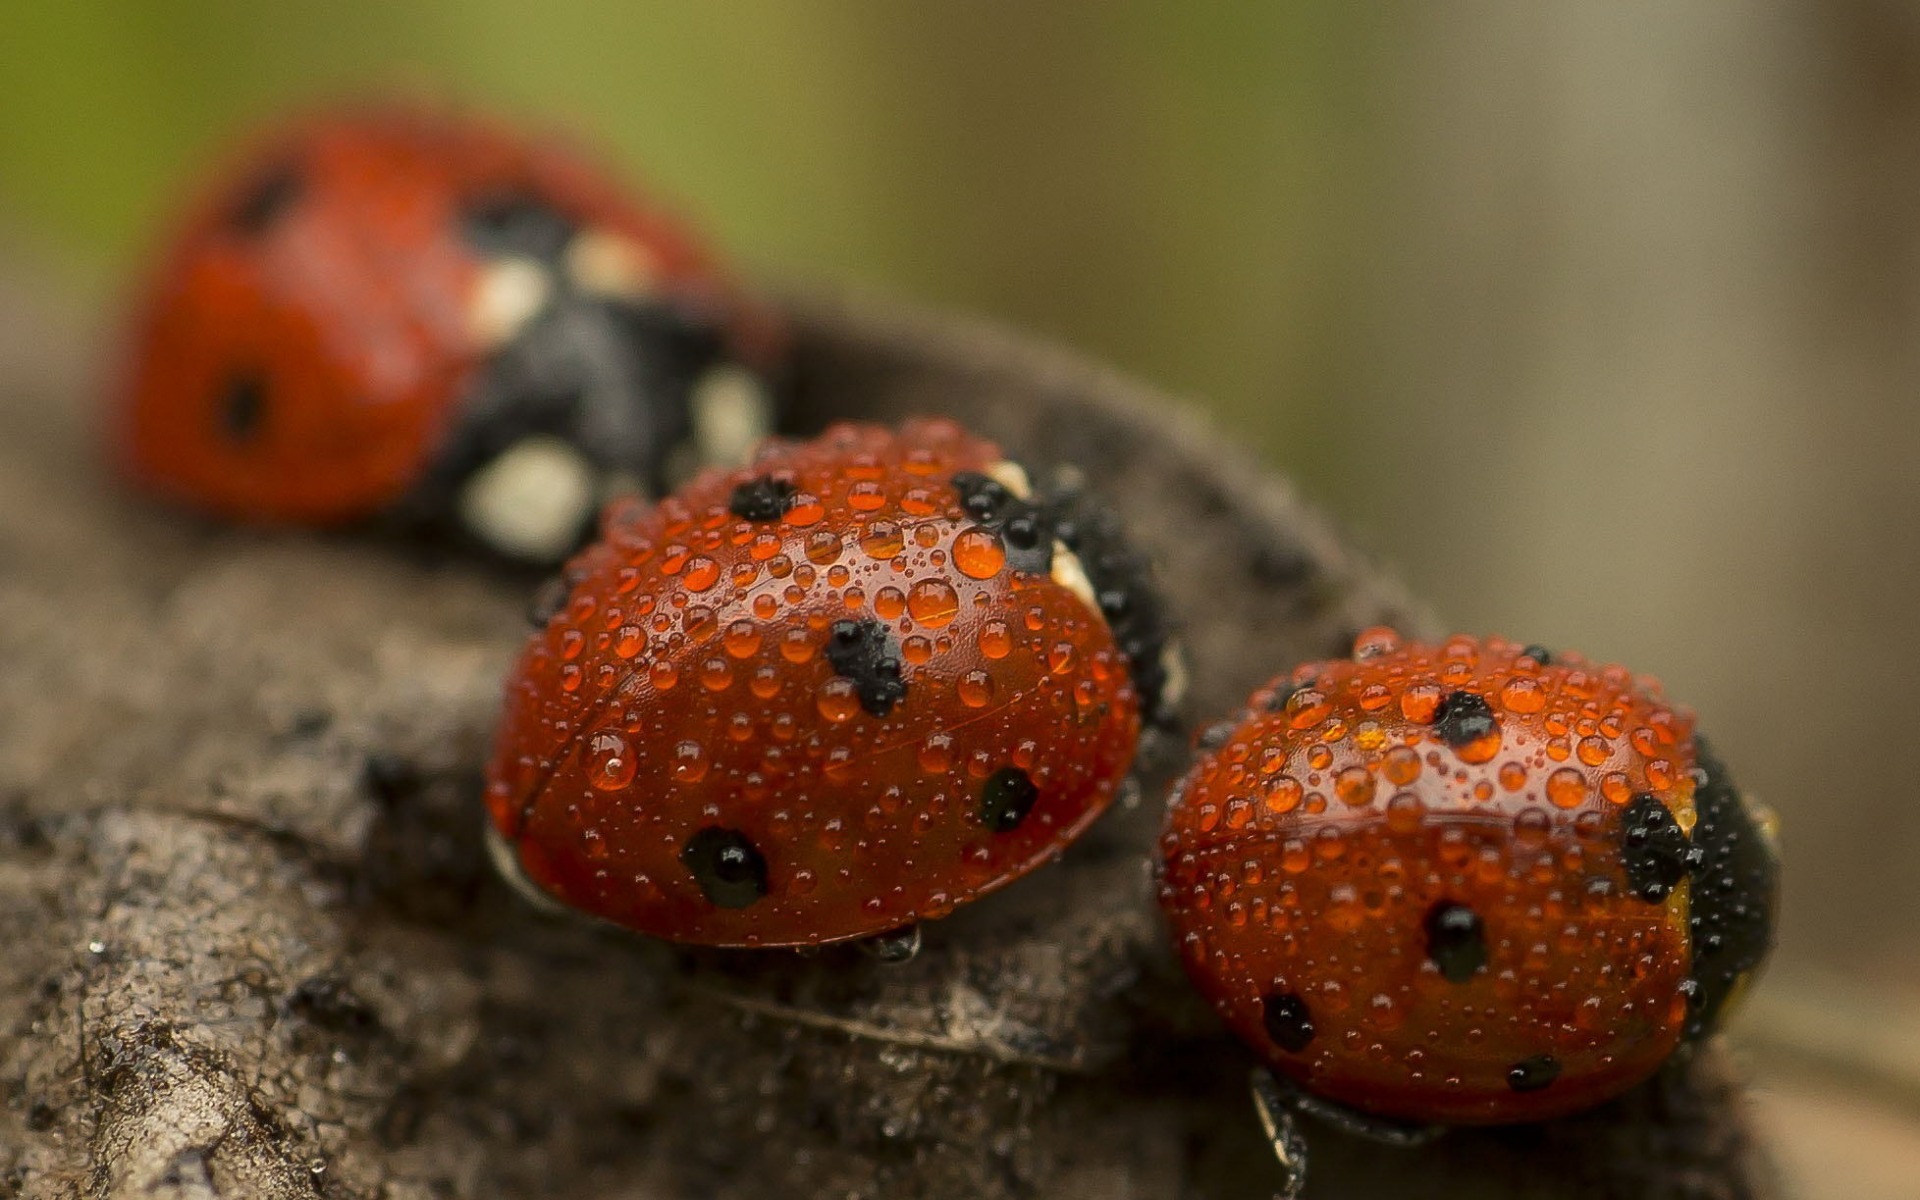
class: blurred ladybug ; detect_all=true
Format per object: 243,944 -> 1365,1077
484,418 -> 1179,949
115,104 -> 782,562
1158,630 -> 1777,1198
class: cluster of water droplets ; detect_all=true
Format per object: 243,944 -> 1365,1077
484,419 -> 1140,945
1156,629 -> 1704,1122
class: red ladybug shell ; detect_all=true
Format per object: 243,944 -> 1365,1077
485,419 -> 1144,946
115,104 -> 774,525
1159,630 -> 1764,1125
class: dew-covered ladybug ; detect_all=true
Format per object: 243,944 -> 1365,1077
1158,630 -> 1777,1197
115,104 -> 781,562
485,418 -> 1178,948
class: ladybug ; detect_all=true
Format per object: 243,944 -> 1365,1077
1158,630 -> 1778,1198
115,104 -> 782,562
484,418 -> 1178,948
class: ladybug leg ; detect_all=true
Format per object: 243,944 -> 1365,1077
1249,1069 -> 1310,1200
1260,1068 -> 1444,1149
857,923 -> 922,964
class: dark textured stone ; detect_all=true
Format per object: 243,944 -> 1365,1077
0,278 -> 1781,1200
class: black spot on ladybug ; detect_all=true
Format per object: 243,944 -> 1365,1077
728,476 -> 797,522
980,767 -> 1039,833
1424,902 -> 1487,983
1261,991 -> 1316,1053
1521,644 -> 1553,666
218,374 -> 268,442
1622,792 -> 1693,903
1004,511 -> 1043,551
952,472 -> 1013,522
460,191 -> 577,262
1433,691 -> 1497,746
824,619 -> 907,718
680,827 -> 768,908
1678,735 -> 1779,1042
229,160 -> 302,234
1507,1054 -> 1561,1092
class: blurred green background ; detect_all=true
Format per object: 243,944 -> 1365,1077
0,2 -> 1376,497
4,5 -> 1920,1191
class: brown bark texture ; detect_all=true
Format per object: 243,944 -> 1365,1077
0,278 -> 1785,1199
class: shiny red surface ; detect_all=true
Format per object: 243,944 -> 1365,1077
115,103 -> 769,523
1160,631 -> 1701,1124
486,419 -> 1142,946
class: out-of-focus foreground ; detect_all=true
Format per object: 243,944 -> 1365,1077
2,4 -> 1916,1194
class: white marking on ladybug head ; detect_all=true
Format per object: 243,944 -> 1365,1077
484,820 -> 571,917
1050,540 -> 1098,613
1158,641 -> 1189,711
468,257 -> 552,349
691,363 -> 773,468
566,229 -> 660,300
457,435 -> 596,562
987,460 -> 1033,499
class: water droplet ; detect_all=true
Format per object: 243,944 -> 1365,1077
586,730 -> 636,791
817,679 -> 862,723
1334,765 -> 1375,808
861,522 -> 905,560
1501,676 -> 1546,714
1047,641 -> 1075,674
1400,683 -> 1443,724
671,740 -> 708,783
978,620 -> 1014,659
1577,735 -> 1611,767
908,579 -> 960,628
1383,745 -> 1422,786
1386,791 -> 1424,833
874,586 -> 907,619
1352,626 -> 1402,659
959,670 -> 995,708
779,627 -> 815,663
782,496 -> 825,527
1514,806 -> 1552,844
1265,775 -> 1303,813
723,619 -> 762,659
1646,758 -> 1676,790
917,732 -> 954,773
953,529 -> 1006,579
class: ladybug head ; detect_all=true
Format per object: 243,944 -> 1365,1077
116,107 -> 780,564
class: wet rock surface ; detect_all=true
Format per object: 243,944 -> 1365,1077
0,277 -> 1783,1198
